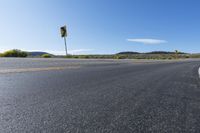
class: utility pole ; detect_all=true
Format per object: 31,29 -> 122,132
60,25 -> 68,56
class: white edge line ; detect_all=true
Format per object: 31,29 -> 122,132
198,67 -> 200,78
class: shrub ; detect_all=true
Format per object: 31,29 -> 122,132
41,54 -> 51,58
0,49 -> 27,57
185,55 -> 190,58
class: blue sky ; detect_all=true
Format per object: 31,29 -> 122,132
0,0 -> 200,55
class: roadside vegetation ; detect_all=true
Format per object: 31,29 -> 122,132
0,49 -> 27,57
63,54 -> 199,60
0,49 -> 200,59
63,51 -> 200,60
41,54 -> 52,58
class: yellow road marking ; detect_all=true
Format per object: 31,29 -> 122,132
0,66 -> 80,74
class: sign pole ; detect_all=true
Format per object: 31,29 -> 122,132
64,36 -> 67,56
60,25 -> 68,56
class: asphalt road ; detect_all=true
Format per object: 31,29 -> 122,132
0,58 -> 200,133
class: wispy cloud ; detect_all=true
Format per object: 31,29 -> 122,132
127,38 -> 167,44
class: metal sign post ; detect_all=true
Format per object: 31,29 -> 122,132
60,26 -> 68,56
64,36 -> 67,56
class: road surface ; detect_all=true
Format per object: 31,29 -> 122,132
0,58 -> 200,133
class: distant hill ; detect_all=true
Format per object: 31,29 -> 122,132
117,51 -> 187,55
146,51 -> 186,54
146,51 -> 173,54
117,51 -> 140,55
28,52 -> 53,57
